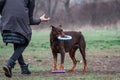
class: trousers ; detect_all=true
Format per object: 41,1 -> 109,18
9,43 -> 28,66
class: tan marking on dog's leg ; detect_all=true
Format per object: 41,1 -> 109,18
53,57 -> 57,70
83,61 -> 87,72
69,48 -> 77,72
69,58 -> 77,71
59,64 -> 64,70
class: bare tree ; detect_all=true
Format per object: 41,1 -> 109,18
115,0 -> 120,19
51,0 -> 58,18
46,0 -> 59,19
46,0 -> 51,17
34,0 -> 46,17
91,0 -> 97,25
63,0 -> 73,22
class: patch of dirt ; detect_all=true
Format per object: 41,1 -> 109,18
0,49 -> 120,78
87,56 -> 120,72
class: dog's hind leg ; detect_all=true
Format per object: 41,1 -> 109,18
79,37 -> 87,72
80,48 -> 87,72
79,48 -> 87,72
69,48 -> 77,71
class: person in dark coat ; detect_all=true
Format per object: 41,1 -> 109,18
1,0 -> 50,78
0,16 -> 2,31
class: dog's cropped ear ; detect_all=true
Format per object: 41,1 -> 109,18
58,24 -> 62,27
50,25 -> 54,28
50,25 -> 55,30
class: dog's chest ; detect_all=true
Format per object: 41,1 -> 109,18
51,40 -> 71,52
51,41 -> 61,50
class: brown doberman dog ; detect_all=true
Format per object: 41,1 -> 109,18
50,25 -> 87,72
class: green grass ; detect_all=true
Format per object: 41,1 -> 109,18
0,29 -> 120,53
0,29 -> 120,80
82,29 -> 120,52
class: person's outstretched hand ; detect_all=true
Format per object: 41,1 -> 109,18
40,14 -> 50,22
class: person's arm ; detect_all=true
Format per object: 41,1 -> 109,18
28,0 -> 41,25
28,0 -> 50,25
0,0 -> 5,14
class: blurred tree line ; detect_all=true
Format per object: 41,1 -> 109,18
34,0 -> 120,27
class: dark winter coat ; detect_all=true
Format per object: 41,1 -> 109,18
1,0 -> 41,43
0,16 -> 2,31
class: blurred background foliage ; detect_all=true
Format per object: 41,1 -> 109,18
34,0 -> 120,28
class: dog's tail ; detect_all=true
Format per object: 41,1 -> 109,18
79,32 -> 86,48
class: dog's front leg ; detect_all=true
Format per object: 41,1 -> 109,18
59,46 -> 65,70
52,52 -> 58,70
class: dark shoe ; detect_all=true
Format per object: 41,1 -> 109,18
20,64 -> 31,75
3,59 -> 16,78
3,65 -> 12,78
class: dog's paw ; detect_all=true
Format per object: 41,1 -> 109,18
68,69 -> 75,72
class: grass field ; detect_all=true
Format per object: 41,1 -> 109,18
0,29 -> 120,80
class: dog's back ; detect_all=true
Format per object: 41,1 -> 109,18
61,31 -> 85,52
